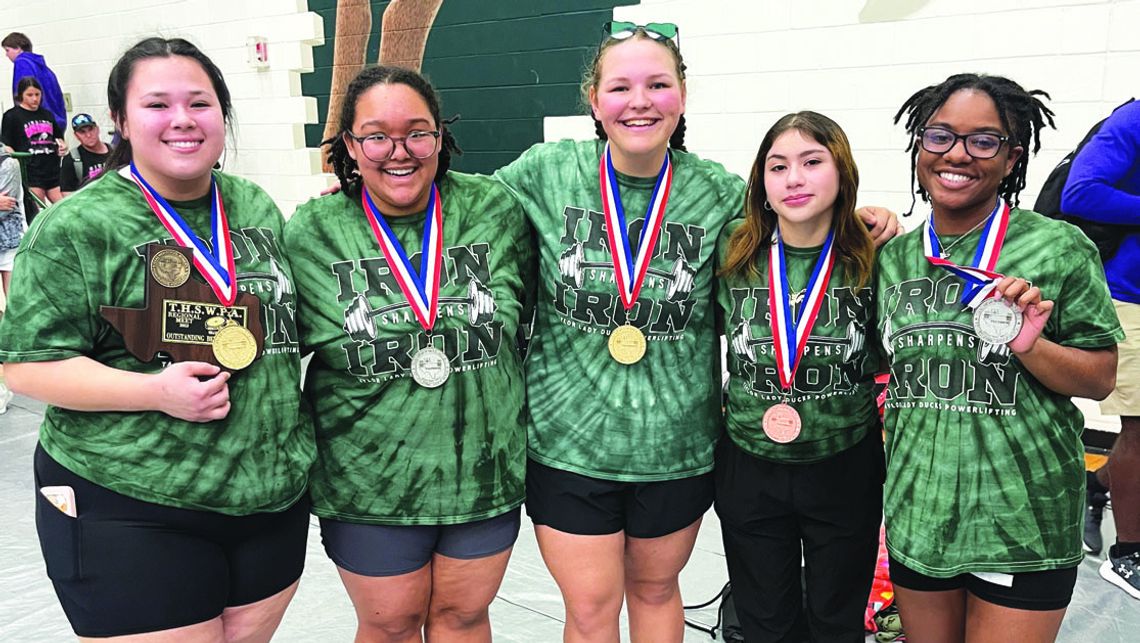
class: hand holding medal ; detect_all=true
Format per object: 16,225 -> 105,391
991,275 -> 1054,354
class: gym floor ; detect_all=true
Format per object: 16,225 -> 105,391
1,396 -> 1136,642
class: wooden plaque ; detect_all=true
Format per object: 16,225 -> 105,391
100,243 -> 264,372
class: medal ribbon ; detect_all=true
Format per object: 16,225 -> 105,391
361,183 -> 443,331
768,227 -> 837,392
923,198 -> 1009,308
599,142 -> 673,310
125,164 -> 236,306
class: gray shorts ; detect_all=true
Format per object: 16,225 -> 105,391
319,507 -> 521,577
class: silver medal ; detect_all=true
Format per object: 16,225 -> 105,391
410,346 -> 451,388
972,297 -> 1023,345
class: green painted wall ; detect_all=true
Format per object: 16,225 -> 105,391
302,0 -> 640,173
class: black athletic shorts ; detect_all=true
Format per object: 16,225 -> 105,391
24,153 -> 61,190
34,443 -> 310,638
525,458 -> 713,538
888,556 -> 1079,611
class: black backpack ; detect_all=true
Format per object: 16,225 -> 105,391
684,582 -> 744,641
1034,98 -> 1139,262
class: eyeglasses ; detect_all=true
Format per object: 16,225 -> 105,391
918,126 -> 1008,160
603,21 -> 680,47
344,130 -> 440,163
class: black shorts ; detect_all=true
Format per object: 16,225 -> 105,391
888,556 -> 1078,611
24,153 -> 61,190
34,444 -> 310,638
525,458 -> 713,538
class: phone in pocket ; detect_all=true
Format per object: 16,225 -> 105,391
40,485 -> 77,518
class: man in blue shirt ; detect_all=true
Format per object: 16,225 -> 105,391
1063,98 -> 1140,601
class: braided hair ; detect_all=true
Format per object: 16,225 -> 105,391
894,73 -> 1055,214
325,65 -> 462,201
582,29 -> 688,151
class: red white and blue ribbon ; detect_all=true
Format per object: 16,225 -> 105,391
923,198 -> 1009,308
768,227 -> 836,392
125,163 -> 236,306
361,183 -> 443,331
599,142 -> 673,310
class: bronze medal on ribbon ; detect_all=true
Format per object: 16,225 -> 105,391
762,402 -> 802,443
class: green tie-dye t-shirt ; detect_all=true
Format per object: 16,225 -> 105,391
495,140 -> 745,481
876,208 -> 1124,577
0,169 -> 313,515
285,172 -> 533,525
717,220 -> 880,463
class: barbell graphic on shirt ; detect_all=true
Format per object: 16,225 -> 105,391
557,243 -> 696,302
731,320 -> 866,363
343,278 -> 497,341
240,257 -> 292,305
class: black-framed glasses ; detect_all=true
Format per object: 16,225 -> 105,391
603,21 -> 680,47
918,126 -> 1008,160
344,130 -> 440,162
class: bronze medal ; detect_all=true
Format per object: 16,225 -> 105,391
608,324 -> 646,365
150,247 -> 191,289
211,323 -> 258,370
762,403 -> 802,443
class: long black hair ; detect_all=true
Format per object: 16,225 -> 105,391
894,73 -> 1054,214
324,65 -> 461,201
104,37 -> 233,175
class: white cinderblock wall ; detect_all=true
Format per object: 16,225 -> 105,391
4,0 -> 1138,221
0,0 -> 325,216
548,0 -> 1140,227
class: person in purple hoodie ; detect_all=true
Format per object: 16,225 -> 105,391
3,32 -> 67,133
1062,98 -> 1140,602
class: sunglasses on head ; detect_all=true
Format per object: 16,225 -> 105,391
603,21 -> 680,47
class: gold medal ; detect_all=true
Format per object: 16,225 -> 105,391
150,247 -> 191,289
608,324 -> 646,364
211,323 -> 258,370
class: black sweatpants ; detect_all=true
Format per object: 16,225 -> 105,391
714,429 -> 884,643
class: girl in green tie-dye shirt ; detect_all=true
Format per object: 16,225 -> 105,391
879,73 -> 1123,641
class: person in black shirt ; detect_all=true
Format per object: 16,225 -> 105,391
60,113 -> 112,196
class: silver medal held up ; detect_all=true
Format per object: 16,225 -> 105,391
972,297 -> 1023,345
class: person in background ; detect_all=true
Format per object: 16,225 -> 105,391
0,144 -> 24,414
60,113 -> 113,196
3,32 -> 67,133
1,76 -> 67,207
1061,98 -> 1140,601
